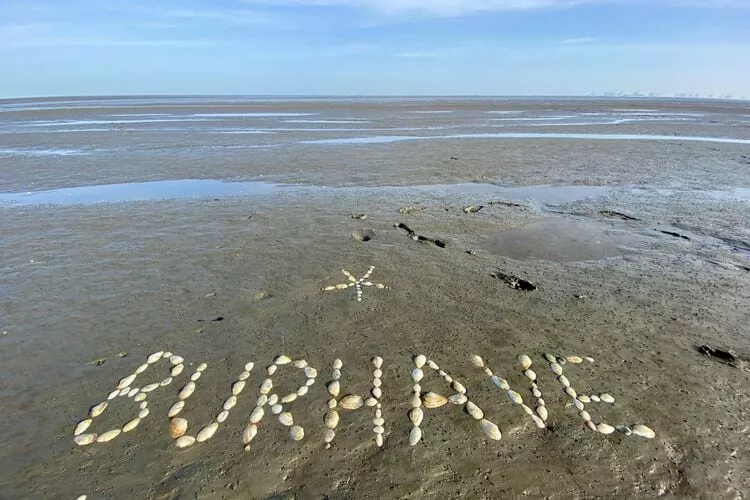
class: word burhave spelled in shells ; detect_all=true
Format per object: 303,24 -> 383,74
72,350 -> 656,451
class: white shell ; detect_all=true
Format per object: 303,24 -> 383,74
242,424 -> 258,444
304,366 -> 318,379
532,415 -> 546,428
289,425 -> 304,441
373,369 -> 383,378
168,401 -> 185,417
584,356 -> 595,363
250,406 -> 264,423
74,419 -> 92,436
169,355 -> 184,365
196,422 -> 218,442
119,387 -> 129,396
141,383 -> 159,393
256,395 -> 268,406
422,392 -> 448,408
409,407 -> 424,426
596,423 -> 615,434
147,351 -> 164,364
372,356 -> 383,368
232,380 -> 247,396
449,394 -> 468,405
123,417 -> 140,433
365,397 -> 378,407
333,359 -> 343,370
491,376 -> 510,390
543,353 -> 557,363
414,354 -> 427,368
558,375 -> 570,387
574,399 -> 585,411
127,387 -> 139,398
517,354 -> 532,370
632,424 -> 655,439
139,408 -> 150,418
521,404 -> 534,415
376,433 -> 384,447
190,372 -> 201,381
117,374 -> 137,390
271,404 -> 283,415
566,356 -> 583,364
107,389 -> 119,400
255,379 -> 270,395
74,433 -> 97,446
578,395 -> 591,403
507,390 -> 523,405
427,360 -> 439,370
175,436 -> 196,448
305,378 -> 316,387
324,429 -> 335,443
281,393 -> 298,404
267,365 -> 277,376
409,426 -> 422,445
274,354 -> 292,365
452,381 -> 466,394
217,410 -> 229,423
483,367 -> 493,376
97,429 -> 121,443
340,394 -> 364,410
564,387 -> 577,399
550,363 -> 563,376
537,406 -> 548,421
170,417 -> 188,438
244,361 -> 254,371
590,395 -> 601,402
411,368 -> 424,383
239,370 -> 251,381
178,382 -> 196,400
135,363 -> 149,374
89,401 -> 108,418
524,369 -> 537,381
481,419 -> 502,440
297,385 -> 309,396
328,398 -> 338,408
470,354 -> 484,368
466,401 -> 484,420
160,377 -> 172,386
325,410 -> 340,429
579,410 -> 592,421
223,396 -> 237,410
134,392 -> 147,402
600,393 -> 615,403
532,388 -> 542,398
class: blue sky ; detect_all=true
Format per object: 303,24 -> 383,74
1,0 -> 749,97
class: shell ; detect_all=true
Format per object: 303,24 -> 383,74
279,412 -> 294,426
339,394 -> 364,410
239,370 -> 251,381
373,369 -> 383,378
564,387 -> 577,399
584,356 -> 595,363
411,394 -> 422,408
507,390 -> 523,405
274,354 -> 292,365
427,360 -> 439,370
97,429 -> 121,443
491,376 -> 510,390
175,436 -> 196,448
590,395 -> 601,402
306,378 -> 316,387
422,392 -> 448,409
333,359 -> 343,370
521,404 -> 534,415
147,351 -> 164,363
232,380 -> 247,396
168,401 -> 185,417
466,401 -> 484,420
324,429 -> 335,443
74,419 -> 92,436
325,410 -> 340,429
578,395 -> 591,403
409,426 -> 422,445
470,354 -> 484,368
600,393 -> 615,403
373,417 -> 385,426
281,393 -> 298,404
304,366 -> 317,379
242,424 -> 258,444
163,351 -> 172,358
119,387 -> 130,396
117,374 -> 137,390
289,425 -> 304,441
376,433 -> 384,447
449,394 -> 468,405
632,424 -> 655,439
122,417 -> 140,433
543,353 -> 557,363
191,372 -> 201,382
538,398 -> 546,406
297,385 -> 309,396
536,406 -> 548,421
480,419 -> 502,441
556,356 -> 567,365
579,410 -> 592,421
256,395 -> 268,406
574,399 -> 585,411
328,398 -> 337,409
483,367 -> 494,377
139,408 -> 150,418
271,404 -> 283,415
373,425 -> 385,434
332,369 -> 341,380
616,425 -> 632,436
532,388 -> 542,398
409,407 -> 424,426
267,365 -> 278,376
452,381 -> 467,394
250,406 -> 264,424
141,383 -> 159,393
365,397 -> 378,407
139,401 -> 148,409
566,356 -> 583,364
217,410 -> 229,423
414,354 -> 427,368
107,389 -> 119,400
596,423 -> 615,435
170,418 -> 188,438
89,401 -> 108,418
524,369 -> 537,381
558,375 -> 570,387
196,422 -> 219,442
127,388 -> 140,398
178,382 -> 195,400
517,354 -> 532,370
74,433 -> 97,446
243,361 -> 254,371
160,377 -> 172,386
585,420 -> 597,432
372,387 -> 383,399
223,396 -> 237,410
135,363 -> 149,374
169,355 -> 184,365
532,415 -> 546,428
411,368 -> 424,383
550,363 -> 563,376
372,356 -> 383,368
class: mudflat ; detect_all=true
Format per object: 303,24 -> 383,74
1,97 -> 749,499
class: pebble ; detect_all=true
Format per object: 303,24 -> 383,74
573,399 -> 585,411
118,387 -> 130,396
532,415 -> 546,428
411,394 -> 422,408
590,395 -> 601,402
632,424 -> 655,439
373,417 -> 385,426
327,381 -> 340,397
332,369 -> 341,380
481,419 -> 502,440
518,354 -> 532,370
584,356 -> 595,363
74,433 -> 97,446
373,425 -> 385,434
543,353 -> 557,363
89,402 -> 108,418
279,412 -> 294,426
140,401 -> 148,410
427,360 -> 439,370
168,401 -> 185,417
170,418 -> 188,438
328,398 -> 337,409
365,397 -> 378,407
616,425 -> 632,436
371,387 -> 382,399
107,389 -> 120,400
465,401 -> 484,420
340,394 -> 364,410
524,369 -> 537,381
306,377 -> 316,387
483,367 -> 493,377
558,375 -> 570,387
324,429 -> 335,443
373,369 -> 383,378
123,417 -> 140,433
578,395 -> 591,403
290,426 -> 304,441
170,355 -> 184,365
74,419 -> 92,436
532,388 -> 542,398
414,354 -> 427,368
521,404 -> 534,415
409,426 -> 422,445
178,382 -> 195,400
97,429 -> 121,443
175,436 -> 196,448
238,370 -> 251,381
585,420 -> 597,432
141,383 -> 159,393
376,433 -> 384,447
127,387 -> 140,398
160,377 -> 172,386
257,395 -> 268,406
564,387 -> 577,399
250,406 -> 264,423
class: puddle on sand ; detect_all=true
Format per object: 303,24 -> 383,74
479,217 -> 654,262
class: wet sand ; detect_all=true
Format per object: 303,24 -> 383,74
1,97 -> 750,499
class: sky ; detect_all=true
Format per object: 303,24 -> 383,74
1,0 -> 749,98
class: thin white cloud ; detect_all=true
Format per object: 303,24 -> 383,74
396,51 -> 439,58
561,37 -> 595,44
